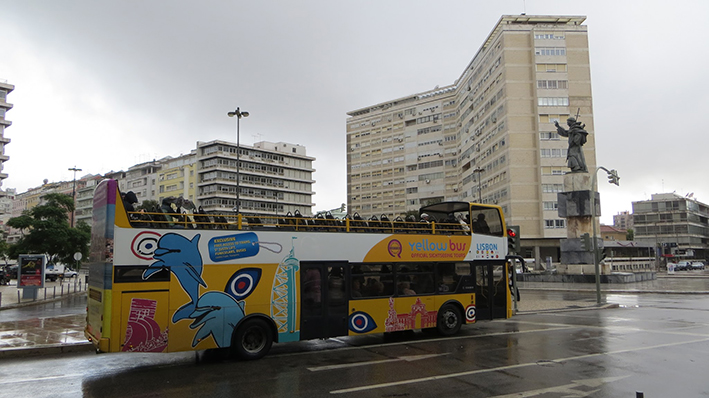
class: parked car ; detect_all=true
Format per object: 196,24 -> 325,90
691,261 -> 706,270
62,268 -> 78,278
6,264 -> 17,279
676,261 -> 692,271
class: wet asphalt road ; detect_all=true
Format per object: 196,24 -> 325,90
1,291 -> 709,397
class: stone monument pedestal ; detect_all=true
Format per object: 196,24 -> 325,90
557,172 -> 606,274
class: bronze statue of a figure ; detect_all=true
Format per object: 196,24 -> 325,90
554,117 -> 588,173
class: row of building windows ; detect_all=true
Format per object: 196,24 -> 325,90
541,166 -> 565,176
537,80 -> 568,89
536,64 -> 567,73
542,184 -> 564,193
540,132 -> 561,140
538,97 -> 569,107
540,148 -> 567,158
539,114 -> 571,124
535,47 -> 566,56
543,201 -> 558,211
534,33 -> 565,40
545,219 -> 566,228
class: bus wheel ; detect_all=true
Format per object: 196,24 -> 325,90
437,304 -> 462,336
231,318 -> 273,360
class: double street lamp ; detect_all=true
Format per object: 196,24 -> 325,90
227,108 -> 249,214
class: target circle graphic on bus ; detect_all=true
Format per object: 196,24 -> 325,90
131,231 -> 162,260
225,268 -> 262,300
465,305 -> 476,322
348,311 -> 377,333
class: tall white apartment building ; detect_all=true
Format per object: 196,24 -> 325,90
196,140 -> 315,217
346,15 -> 596,261
0,80 -> 13,190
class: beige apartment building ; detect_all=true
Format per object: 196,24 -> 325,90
346,15 -> 597,262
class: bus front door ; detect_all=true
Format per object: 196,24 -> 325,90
474,263 -> 508,320
300,262 -> 349,340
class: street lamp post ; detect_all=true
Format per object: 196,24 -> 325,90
68,166 -> 82,228
590,166 -> 620,304
473,167 -> 485,203
227,108 -> 249,214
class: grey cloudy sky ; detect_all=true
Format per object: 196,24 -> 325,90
2,0 -> 707,224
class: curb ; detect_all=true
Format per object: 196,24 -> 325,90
0,290 -> 87,311
516,302 -> 620,315
0,342 -> 95,359
519,287 -> 709,295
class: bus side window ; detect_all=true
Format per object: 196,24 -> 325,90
436,263 -> 459,293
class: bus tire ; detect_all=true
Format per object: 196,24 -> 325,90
437,304 -> 462,336
231,318 -> 273,360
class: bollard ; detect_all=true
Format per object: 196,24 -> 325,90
53,286 -> 56,298
61,284 -> 64,296
0,291 -> 2,307
44,287 -> 47,300
636,392 -> 644,398
17,290 -> 20,303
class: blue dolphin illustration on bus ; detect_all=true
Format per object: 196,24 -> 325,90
142,233 -> 206,322
188,291 -> 245,348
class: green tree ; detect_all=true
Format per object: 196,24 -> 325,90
7,193 -> 90,266
626,228 -> 634,241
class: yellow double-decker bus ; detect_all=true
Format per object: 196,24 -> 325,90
85,179 -> 514,359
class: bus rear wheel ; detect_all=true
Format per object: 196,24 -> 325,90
437,304 -> 462,336
231,318 -> 273,360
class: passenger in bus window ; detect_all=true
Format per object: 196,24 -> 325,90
364,279 -> 384,297
473,213 -> 490,234
457,214 -> 470,232
351,279 -> 363,298
398,281 -> 416,296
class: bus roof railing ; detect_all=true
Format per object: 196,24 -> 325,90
126,210 -> 474,235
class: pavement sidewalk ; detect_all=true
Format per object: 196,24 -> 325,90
1,272 -> 707,359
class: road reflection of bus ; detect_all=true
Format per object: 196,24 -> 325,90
85,179 -> 514,359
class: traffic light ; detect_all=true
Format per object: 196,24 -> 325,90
580,233 -> 592,251
607,169 -> 620,186
507,225 -> 520,254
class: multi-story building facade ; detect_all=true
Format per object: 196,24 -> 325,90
124,158 -> 167,203
157,151 -> 197,206
613,210 -> 634,231
633,193 -> 709,261
196,140 -> 315,217
75,175 -> 103,226
346,15 -> 596,262
0,80 -> 13,190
